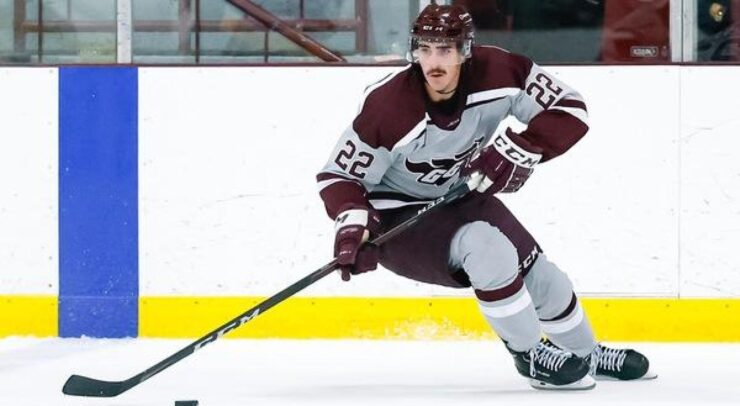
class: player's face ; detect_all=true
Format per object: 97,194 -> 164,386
415,41 -> 463,97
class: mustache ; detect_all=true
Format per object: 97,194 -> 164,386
425,68 -> 446,76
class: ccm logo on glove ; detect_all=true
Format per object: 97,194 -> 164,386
466,128 -> 543,194
492,129 -> 541,169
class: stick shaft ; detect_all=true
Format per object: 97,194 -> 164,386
63,179 -> 474,397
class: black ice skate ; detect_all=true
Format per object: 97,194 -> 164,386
507,342 -> 595,390
587,343 -> 658,381
542,338 -> 657,381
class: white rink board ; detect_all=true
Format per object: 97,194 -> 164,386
500,66 -> 680,296
680,67 -> 740,297
0,68 -> 58,295
138,66 -> 691,298
137,67 -> 421,297
1,66 -> 737,298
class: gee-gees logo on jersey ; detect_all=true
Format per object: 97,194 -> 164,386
405,138 -> 483,186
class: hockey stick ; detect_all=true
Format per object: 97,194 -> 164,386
62,176 -> 480,398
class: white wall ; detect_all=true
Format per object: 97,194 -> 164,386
500,66 -> 681,297
680,67 -> 740,297
1,65 -> 738,298
0,68 -> 58,294
137,67 -> 420,297
138,65 -> 740,298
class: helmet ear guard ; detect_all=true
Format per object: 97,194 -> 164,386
406,4 -> 475,64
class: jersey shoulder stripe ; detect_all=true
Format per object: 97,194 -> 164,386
357,65 -> 410,113
352,66 -> 427,151
468,46 -> 534,94
466,87 -> 521,109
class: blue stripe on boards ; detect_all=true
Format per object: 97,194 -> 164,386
59,67 -> 138,338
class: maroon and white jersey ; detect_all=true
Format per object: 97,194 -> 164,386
317,46 -> 589,219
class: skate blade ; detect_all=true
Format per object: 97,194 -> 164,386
529,375 -> 596,391
595,367 -> 658,381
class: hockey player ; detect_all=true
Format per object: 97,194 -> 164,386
316,4 -> 655,390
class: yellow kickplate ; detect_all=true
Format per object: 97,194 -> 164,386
0,295 -> 57,337
583,298 -> 740,342
140,296 -> 740,341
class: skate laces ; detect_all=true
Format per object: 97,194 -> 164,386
529,342 -> 571,377
591,344 -> 627,373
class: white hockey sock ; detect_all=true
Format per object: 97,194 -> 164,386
541,299 -> 596,358
477,277 -> 541,352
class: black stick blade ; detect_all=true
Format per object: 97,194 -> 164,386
62,374 -> 129,397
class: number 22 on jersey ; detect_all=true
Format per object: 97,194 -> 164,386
334,140 -> 375,179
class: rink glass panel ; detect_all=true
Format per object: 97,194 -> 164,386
0,0 -> 117,64
2,0 -> 737,64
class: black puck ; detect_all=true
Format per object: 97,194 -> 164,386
174,401 -> 198,406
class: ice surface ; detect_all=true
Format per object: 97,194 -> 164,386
0,338 -> 738,406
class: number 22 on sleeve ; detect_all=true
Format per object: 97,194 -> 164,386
334,140 -> 375,179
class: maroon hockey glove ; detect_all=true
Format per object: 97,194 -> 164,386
333,207 -> 382,281
466,128 -> 543,194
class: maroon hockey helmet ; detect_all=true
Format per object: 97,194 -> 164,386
407,4 -> 475,63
